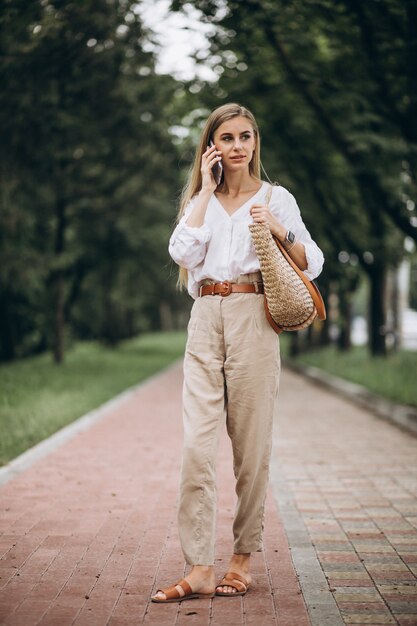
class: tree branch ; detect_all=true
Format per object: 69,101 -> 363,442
346,0 -> 408,142
249,0 -> 417,242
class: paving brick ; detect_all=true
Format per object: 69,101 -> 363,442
339,614 -> 396,624
272,369 -> 417,626
319,552 -> 362,564
395,616 -> 417,626
0,365 -> 315,625
2,364 -> 417,625
329,579 -> 377,587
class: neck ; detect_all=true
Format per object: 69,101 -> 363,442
221,170 -> 260,195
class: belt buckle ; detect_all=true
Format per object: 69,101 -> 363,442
219,281 -> 232,297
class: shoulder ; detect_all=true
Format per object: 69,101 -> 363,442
269,184 -> 295,202
268,184 -> 299,213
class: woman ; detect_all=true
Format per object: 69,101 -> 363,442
151,103 -> 324,602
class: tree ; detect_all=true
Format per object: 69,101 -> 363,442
171,0 -> 416,355
0,0 -> 182,362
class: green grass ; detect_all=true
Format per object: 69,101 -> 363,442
284,341 -> 417,408
0,331 -> 186,466
3,329 -> 415,467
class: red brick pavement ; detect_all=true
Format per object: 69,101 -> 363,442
274,368 -> 417,626
0,363 -> 310,626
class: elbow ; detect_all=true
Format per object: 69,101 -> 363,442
304,248 -> 324,281
169,242 -> 187,267
306,259 -> 324,281
169,245 -> 202,271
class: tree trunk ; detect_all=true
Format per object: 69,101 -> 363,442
289,332 -> 300,357
53,273 -> 65,363
338,290 -> 353,351
319,317 -> 331,347
159,301 -> 174,331
52,194 -> 67,364
406,0 -> 417,183
0,290 -> 16,361
368,264 -> 387,356
386,267 -> 401,352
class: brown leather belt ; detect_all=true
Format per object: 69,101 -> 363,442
199,281 -> 264,297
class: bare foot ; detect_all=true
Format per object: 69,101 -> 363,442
152,565 -> 216,601
216,553 -> 252,595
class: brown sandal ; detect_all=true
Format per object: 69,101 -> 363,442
215,571 -> 250,596
151,578 -> 215,603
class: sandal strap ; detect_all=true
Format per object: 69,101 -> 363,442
219,571 -> 248,593
156,578 -> 192,600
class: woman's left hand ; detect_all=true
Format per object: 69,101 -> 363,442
250,203 -> 286,241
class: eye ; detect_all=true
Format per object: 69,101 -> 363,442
242,134 -> 251,140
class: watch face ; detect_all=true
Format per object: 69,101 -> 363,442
287,231 -> 295,244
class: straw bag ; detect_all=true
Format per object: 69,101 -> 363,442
249,185 -> 326,334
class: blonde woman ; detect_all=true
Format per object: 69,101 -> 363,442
152,103 -> 324,602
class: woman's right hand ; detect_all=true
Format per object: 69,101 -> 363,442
201,144 -> 222,193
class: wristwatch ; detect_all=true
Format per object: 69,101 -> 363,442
284,230 -> 296,246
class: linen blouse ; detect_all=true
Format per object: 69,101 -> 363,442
169,182 -> 324,300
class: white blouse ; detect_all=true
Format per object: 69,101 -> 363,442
169,182 -> 324,300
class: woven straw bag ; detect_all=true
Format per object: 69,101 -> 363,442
249,185 -> 326,334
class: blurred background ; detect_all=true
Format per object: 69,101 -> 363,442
1,0 -> 416,373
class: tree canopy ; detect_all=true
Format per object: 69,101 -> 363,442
171,0 -> 417,354
0,0 -> 184,361
1,0 -> 416,362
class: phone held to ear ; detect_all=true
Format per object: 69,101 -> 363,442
210,140 -> 223,185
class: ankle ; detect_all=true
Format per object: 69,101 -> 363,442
190,565 -> 214,576
230,553 -> 251,570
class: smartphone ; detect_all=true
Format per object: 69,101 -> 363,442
210,140 -> 223,185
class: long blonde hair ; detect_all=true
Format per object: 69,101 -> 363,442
175,103 -> 261,290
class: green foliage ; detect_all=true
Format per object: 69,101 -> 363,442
0,0 -> 186,361
2,0 -> 416,362
171,0 -> 417,355
0,331 -> 186,465
286,343 -> 417,408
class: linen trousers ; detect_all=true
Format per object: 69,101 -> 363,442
178,272 -> 281,565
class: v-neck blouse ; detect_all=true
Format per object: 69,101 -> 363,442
213,183 -> 264,217
168,182 -> 324,300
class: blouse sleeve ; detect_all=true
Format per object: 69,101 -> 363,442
168,198 -> 212,270
270,187 -> 324,281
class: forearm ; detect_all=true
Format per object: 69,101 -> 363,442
283,241 -> 307,270
271,223 -> 308,271
185,189 -> 212,228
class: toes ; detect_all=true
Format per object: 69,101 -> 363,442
216,585 -> 236,594
153,591 -> 167,600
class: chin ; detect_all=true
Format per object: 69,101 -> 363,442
228,160 -> 247,167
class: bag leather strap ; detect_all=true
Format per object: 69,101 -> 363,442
265,184 -> 326,321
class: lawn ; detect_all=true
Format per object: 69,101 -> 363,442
283,341 -> 417,408
2,330 -> 416,467
0,331 -> 186,466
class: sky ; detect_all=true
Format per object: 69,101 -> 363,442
134,0 -> 216,80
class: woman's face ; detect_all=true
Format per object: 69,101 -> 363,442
212,116 -> 256,173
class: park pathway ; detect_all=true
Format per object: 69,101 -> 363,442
0,361 -> 416,626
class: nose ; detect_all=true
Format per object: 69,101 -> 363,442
233,139 -> 243,150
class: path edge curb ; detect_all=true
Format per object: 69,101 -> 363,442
269,454 -> 345,626
283,358 -> 417,436
0,358 -> 182,487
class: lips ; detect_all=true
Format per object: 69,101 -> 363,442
230,155 -> 245,161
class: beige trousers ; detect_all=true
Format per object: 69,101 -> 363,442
178,272 -> 281,565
